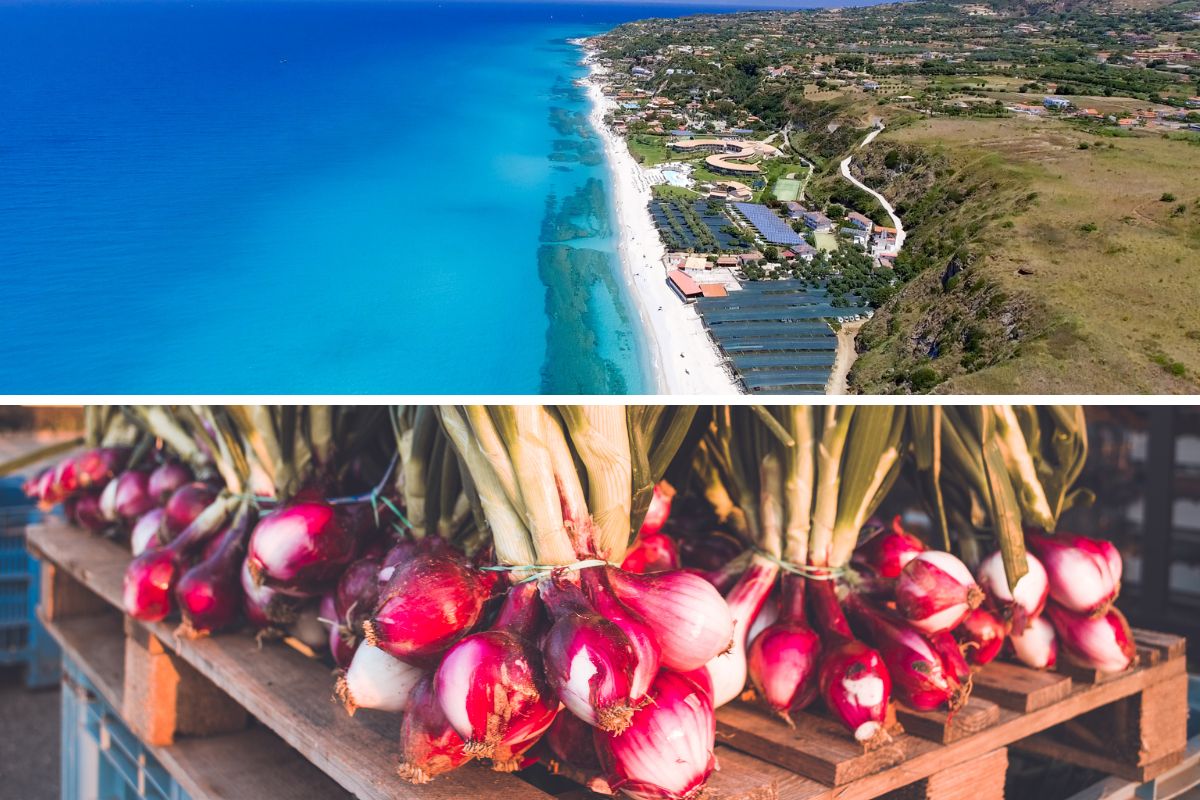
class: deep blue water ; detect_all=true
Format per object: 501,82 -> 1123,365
0,0 -> 858,394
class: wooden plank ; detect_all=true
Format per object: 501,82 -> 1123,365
716,701 -> 911,786
1014,733 -> 1182,783
551,745 -> 822,800
894,697 -> 1000,745
42,608 -> 353,800
122,619 -> 249,746
27,517 -> 555,800
971,660 -> 1073,712
38,559 -> 109,621
879,748 -> 1007,800
1131,629 -> 1186,661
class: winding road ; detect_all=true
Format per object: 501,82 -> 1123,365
838,125 -> 906,254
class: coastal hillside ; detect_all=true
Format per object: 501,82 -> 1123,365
850,116 -> 1200,394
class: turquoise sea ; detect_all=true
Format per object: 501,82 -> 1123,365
0,0 -> 864,394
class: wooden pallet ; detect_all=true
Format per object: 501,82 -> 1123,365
26,517 -> 1191,800
714,631 -> 1188,799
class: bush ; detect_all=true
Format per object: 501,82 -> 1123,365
1161,192 -> 1176,202
909,366 -> 941,392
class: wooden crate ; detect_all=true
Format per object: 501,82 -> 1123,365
26,517 -> 1192,800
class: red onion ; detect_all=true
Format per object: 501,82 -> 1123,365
1044,603 -> 1135,673
52,457 -> 79,497
1008,616 -> 1057,669
583,567 -> 661,701
366,549 -> 487,665
75,447 -> 130,489
638,483 -> 675,536
545,710 -> 602,771
976,550 -> 1048,634
246,502 -> 359,596
335,557 -> 381,638
807,575 -> 855,643
542,576 -> 645,734
240,559 -> 302,631
434,582 -> 557,767
679,531 -> 744,577
895,551 -> 983,634
162,482 -> 219,541
398,675 -> 471,784
847,595 -> 968,713
1026,531 -> 1120,616
335,642 -> 425,715
606,567 -> 733,673
595,669 -> 715,800
706,554 -> 777,707
73,492 -> 108,534
378,540 -> 421,584
329,617 -> 358,669
130,509 -> 165,556
24,469 -> 52,502
852,518 -> 926,578
113,470 -> 156,522
98,476 -> 120,522
747,589 -> 779,645
122,497 -> 233,621
175,507 -> 254,638
929,629 -> 972,685
621,531 -> 681,574
148,461 -> 193,503
955,608 -> 1006,667
747,576 -> 820,720
818,638 -> 892,746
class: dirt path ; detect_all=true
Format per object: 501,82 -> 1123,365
828,320 -> 865,395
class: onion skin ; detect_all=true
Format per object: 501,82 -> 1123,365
847,595 -> 968,713
246,502 -> 359,596
434,582 -> 557,766
976,550 -> 1048,634
1009,616 -> 1058,669
818,638 -> 892,747
366,550 -> 487,665
542,577 -> 644,734
75,447 -> 130,489
147,462 -> 193,504
583,568 -> 661,701
852,518 -> 926,579
335,642 -> 424,716
240,559 -> 302,631
679,531 -> 744,578
113,470 -> 156,522
175,506 -> 255,638
545,710 -> 602,771
895,551 -> 983,635
398,675 -> 471,784
52,457 -> 79,497
956,608 -> 1007,667
335,557 -> 382,649
1026,531 -> 1121,617
747,576 -> 820,720
706,554 -> 778,708
1044,603 -> 1135,673
131,509 -> 165,556
638,483 -> 675,537
606,566 -> 734,673
621,531 -> 681,574
73,492 -> 108,534
595,669 -> 716,800
162,483 -> 219,541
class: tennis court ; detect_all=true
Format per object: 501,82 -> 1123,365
773,178 -> 803,202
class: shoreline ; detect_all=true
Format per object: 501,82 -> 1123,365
576,39 -> 741,396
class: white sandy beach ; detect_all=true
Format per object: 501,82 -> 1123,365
579,45 -> 741,396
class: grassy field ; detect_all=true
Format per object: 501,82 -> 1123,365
859,116 -> 1200,394
626,134 -> 673,165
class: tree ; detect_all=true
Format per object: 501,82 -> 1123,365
764,245 -> 779,261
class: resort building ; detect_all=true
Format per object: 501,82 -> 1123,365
1043,96 -> 1072,110
668,137 -> 782,176
707,180 -> 753,202
845,211 -> 874,232
800,210 -> 833,232
667,269 -> 703,302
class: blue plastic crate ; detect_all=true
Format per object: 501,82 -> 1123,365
1,476 -> 61,687
62,655 -> 192,800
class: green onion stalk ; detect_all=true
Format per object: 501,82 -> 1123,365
907,405 -> 1089,591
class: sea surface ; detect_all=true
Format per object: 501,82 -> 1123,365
0,0 -> 868,394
